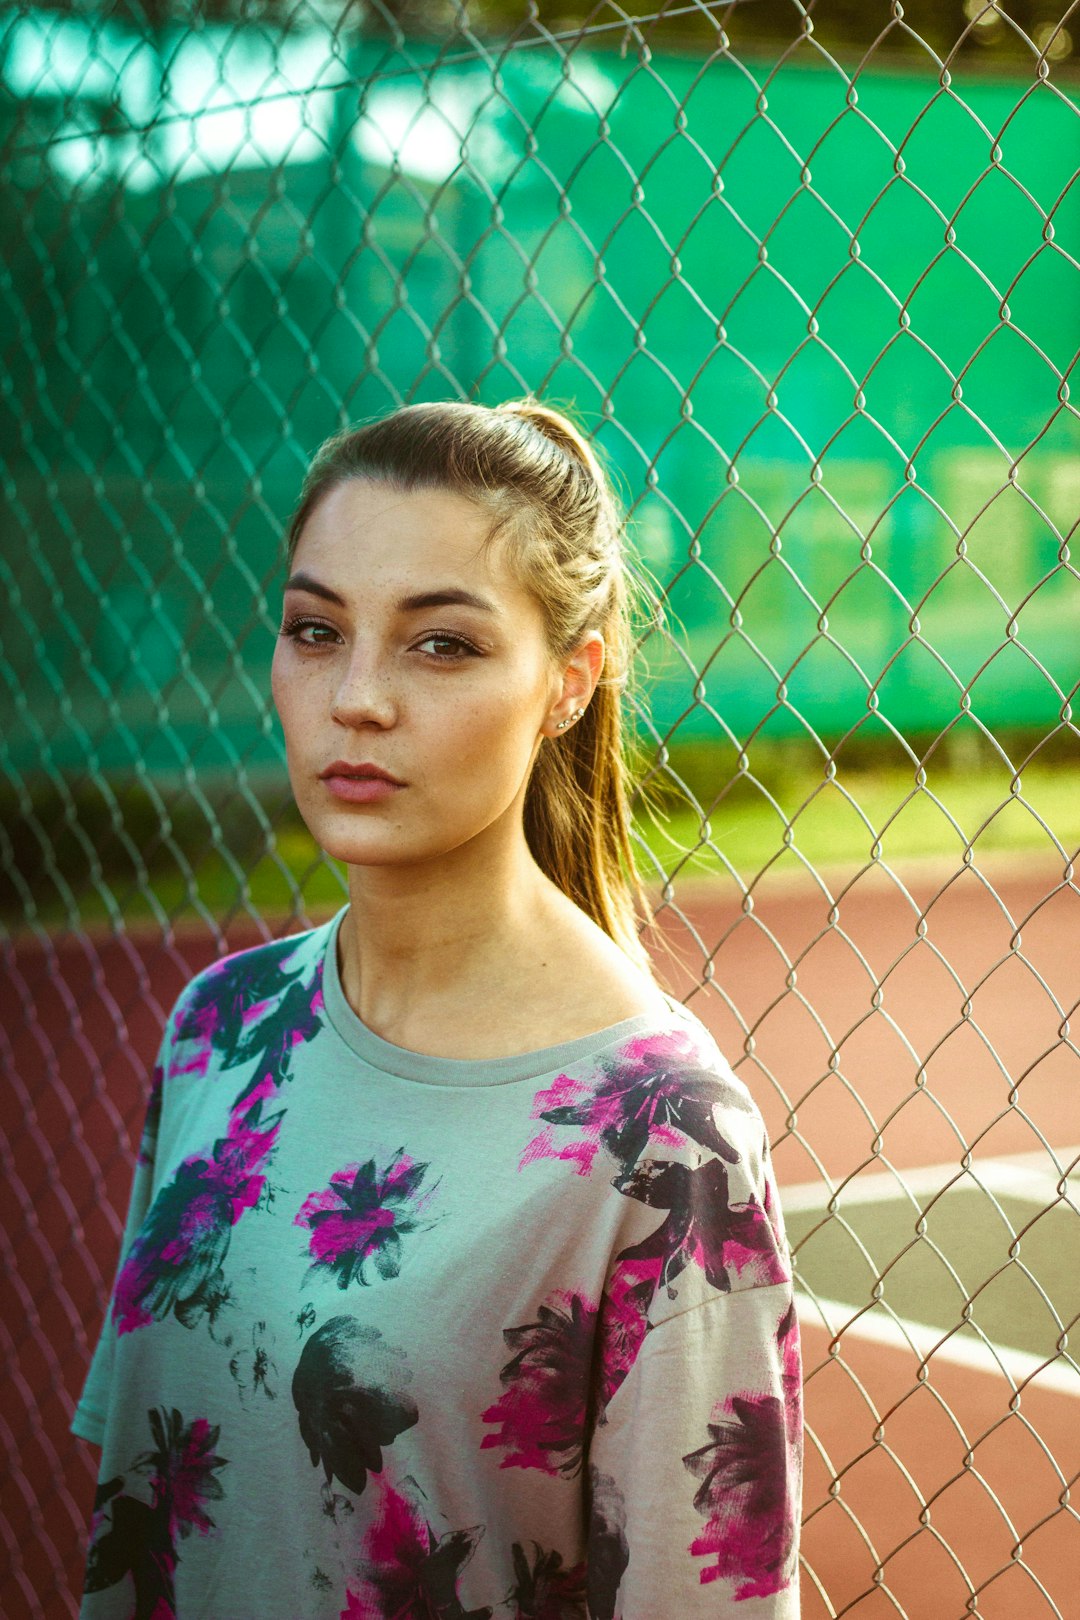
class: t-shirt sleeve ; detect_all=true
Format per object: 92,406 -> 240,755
583,1026 -> 803,1618
69,1005 -> 173,1446
586,1282 -> 803,1618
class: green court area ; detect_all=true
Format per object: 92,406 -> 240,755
786,1182 -> 1080,1364
638,755 -> 1080,888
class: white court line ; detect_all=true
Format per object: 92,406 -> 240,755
779,1146 -> 1080,1215
783,1149 -> 1080,1397
795,1293 -> 1080,1399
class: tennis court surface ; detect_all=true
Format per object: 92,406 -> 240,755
656,859 -> 1080,1617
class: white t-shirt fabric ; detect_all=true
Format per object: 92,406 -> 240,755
74,902 -> 802,1618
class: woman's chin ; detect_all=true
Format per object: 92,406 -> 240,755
322,837 -> 416,868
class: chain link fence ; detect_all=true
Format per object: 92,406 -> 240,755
3,1 -> 1079,1615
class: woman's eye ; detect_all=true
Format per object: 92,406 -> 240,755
415,633 -> 478,662
279,618 -> 337,646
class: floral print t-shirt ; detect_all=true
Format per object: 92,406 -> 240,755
73,902 -> 802,1619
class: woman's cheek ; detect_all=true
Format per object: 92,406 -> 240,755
271,671 -> 302,745
276,652 -> 331,723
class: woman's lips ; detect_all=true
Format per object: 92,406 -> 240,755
323,775 -> 404,803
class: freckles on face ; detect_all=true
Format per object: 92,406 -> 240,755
270,478 -> 558,864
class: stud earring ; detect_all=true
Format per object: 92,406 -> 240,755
555,708 -> 586,731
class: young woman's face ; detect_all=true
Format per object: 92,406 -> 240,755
271,477 -> 586,871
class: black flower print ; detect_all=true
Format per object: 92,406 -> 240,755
295,1150 -> 440,1289
344,1476 -> 492,1619
613,1155 -> 789,1297
228,1318 -> 279,1406
507,1541 -> 588,1619
584,1467 -> 629,1620
172,936 -> 322,1079
85,1475 -> 175,1620
480,1292 -> 596,1477
83,1408 -> 228,1619
292,1315 -> 419,1498
682,1302 -> 802,1599
521,1031 -> 752,1182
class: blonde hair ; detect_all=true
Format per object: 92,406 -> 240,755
286,398 -> 657,974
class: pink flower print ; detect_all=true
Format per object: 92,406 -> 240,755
595,1254 -> 661,1415
682,1301 -> 802,1598
482,1264 -> 662,1480
112,1092 -> 284,1336
520,1032 -> 753,1182
349,1476 -> 492,1618
481,1292 -> 597,1477
84,1407 -> 228,1617
295,1150 -> 440,1289
169,937 -> 324,1098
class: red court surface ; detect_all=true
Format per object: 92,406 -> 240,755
3,856 -> 1077,1617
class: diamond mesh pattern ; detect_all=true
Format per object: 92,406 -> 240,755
2,2 -> 1079,1615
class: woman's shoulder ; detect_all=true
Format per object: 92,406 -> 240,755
533,989 -> 768,1171
534,903 -> 763,1137
530,897 -> 692,1044
602,996 -> 761,1128
161,916 -> 332,1064
524,997 -> 788,1312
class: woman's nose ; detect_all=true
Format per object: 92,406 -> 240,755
330,645 -> 398,728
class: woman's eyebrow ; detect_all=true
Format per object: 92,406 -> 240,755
283,570 -> 499,616
283,570 -> 347,606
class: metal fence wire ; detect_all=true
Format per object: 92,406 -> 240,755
2,0 -> 1080,1615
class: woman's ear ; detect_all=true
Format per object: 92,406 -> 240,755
545,631 -> 605,735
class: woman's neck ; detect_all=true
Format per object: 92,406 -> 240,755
338,826 -> 563,1039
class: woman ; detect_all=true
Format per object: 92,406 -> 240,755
73,400 -> 802,1618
